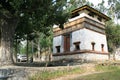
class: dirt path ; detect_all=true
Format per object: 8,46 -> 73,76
52,71 -> 106,80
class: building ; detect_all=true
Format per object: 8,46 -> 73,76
53,5 -> 110,61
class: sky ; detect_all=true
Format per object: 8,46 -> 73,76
88,0 -> 108,7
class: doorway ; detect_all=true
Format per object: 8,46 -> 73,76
64,34 -> 70,52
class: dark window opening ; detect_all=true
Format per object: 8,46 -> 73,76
75,44 -> 80,50
101,44 -> 104,52
56,46 -> 60,53
91,42 -> 95,51
74,42 -> 80,50
88,12 -> 94,17
97,17 -> 102,21
71,13 -> 79,18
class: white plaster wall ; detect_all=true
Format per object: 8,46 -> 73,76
71,28 -> 108,52
53,35 -> 64,53
53,53 -> 108,61
83,29 -> 108,52
71,29 -> 85,51
53,28 -> 108,53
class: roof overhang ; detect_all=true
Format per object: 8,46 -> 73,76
71,5 -> 111,21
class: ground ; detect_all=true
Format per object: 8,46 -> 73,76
1,61 -> 120,80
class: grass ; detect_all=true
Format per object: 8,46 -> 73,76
29,63 -> 120,80
95,64 -> 120,71
73,69 -> 120,80
29,67 -> 84,80
73,64 -> 120,80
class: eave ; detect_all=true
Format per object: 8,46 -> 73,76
71,5 -> 111,21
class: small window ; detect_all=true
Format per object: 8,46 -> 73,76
97,17 -> 102,21
91,42 -> 95,51
101,44 -> 104,52
56,46 -> 60,53
88,12 -> 94,17
74,42 -> 80,51
71,13 -> 79,18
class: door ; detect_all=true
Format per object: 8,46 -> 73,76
64,34 -> 70,52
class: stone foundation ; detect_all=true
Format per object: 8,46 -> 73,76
53,53 -> 108,61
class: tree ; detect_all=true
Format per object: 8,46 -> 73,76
95,0 -> 107,13
106,21 -> 120,52
0,0 -> 68,66
108,0 -> 120,22
66,0 -> 94,12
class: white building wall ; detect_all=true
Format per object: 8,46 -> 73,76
71,29 -> 85,51
83,29 -> 108,52
53,35 -> 64,53
71,28 -> 108,52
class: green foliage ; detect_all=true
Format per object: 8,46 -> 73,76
0,0 -> 69,58
66,0 -> 94,12
106,21 -> 120,52
12,0 -> 69,40
1,0 -> 69,41
95,0 -> 107,13
108,0 -> 120,20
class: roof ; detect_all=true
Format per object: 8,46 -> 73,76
71,5 -> 111,21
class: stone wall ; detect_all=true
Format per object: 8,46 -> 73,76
0,68 -> 28,80
53,53 -> 108,61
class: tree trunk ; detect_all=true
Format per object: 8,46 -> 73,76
37,41 -> 41,61
15,38 -> 18,62
26,36 -> 29,63
0,17 -> 18,66
48,46 -> 52,61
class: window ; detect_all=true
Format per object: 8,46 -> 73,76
74,42 -> 80,51
101,44 -> 104,52
91,42 -> 95,51
88,12 -> 94,17
97,17 -> 102,21
56,46 -> 60,53
71,13 -> 79,18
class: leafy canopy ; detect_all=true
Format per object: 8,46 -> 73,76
0,0 -> 69,41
